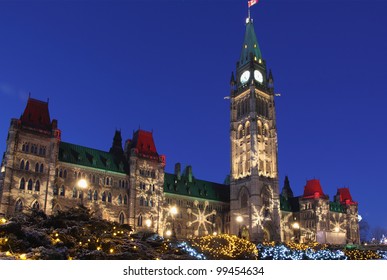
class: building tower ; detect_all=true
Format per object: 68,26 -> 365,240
0,98 -> 61,216
229,14 -> 281,241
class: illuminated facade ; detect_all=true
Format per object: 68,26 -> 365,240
0,14 -> 359,244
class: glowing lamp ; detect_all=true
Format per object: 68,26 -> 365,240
77,179 -> 88,189
170,206 -> 178,215
292,222 -> 300,229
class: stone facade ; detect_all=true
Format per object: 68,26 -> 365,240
0,14 -> 359,244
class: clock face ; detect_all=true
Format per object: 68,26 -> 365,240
254,70 -> 263,83
240,70 -> 250,84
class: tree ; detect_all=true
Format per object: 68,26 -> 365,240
371,226 -> 387,243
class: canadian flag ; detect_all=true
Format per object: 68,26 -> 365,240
248,0 -> 258,8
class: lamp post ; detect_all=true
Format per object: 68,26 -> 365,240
236,215 -> 243,238
292,222 -> 300,243
170,206 -> 178,239
77,179 -> 88,206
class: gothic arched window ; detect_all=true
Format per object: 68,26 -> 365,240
20,160 -> 25,170
35,163 -> 39,173
60,185 -> 65,196
119,212 -> 125,225
101,192 -> 106,202
124,195 -> 128,205
15,199 -> 23,212
238,126 -> 244,139
32,201 -> 40,210
72,187 -> 78,198
25,161 -> 29,171
245,122 -> 250,136
107,192 -> 112,203
27,179 -> 33,191
241,192 -> 248,209
118,194 -> 122,205
137,214 -> 143,226
35,180 -> 40,192
93,190 -> 98,201
53,185 -> 59,196
20,178 -> 25,190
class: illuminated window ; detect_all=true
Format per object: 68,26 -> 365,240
244,44 -> 247,49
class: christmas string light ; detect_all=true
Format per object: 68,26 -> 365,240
176,241 -> 206,260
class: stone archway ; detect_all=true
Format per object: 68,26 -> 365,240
262,221 -> 276,242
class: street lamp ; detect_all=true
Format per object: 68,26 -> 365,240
145,218 -> 152,229
292,222 -> 300,243
236,215 -> 243,238
77,179 -> 88,206
170,206 -> 178,239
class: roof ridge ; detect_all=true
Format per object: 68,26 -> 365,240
60,141 -> 112,155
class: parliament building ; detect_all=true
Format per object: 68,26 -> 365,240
0,13 -> 359,244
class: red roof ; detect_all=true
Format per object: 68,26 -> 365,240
303,179 -> 326,199
128,130 -> 159,160
337,188 -> 357,205
20,98 -> 52,130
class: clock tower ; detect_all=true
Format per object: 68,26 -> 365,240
230,15 -> 281,242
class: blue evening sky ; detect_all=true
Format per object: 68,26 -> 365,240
0,0 -> 386,230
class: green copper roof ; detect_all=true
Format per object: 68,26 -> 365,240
239,19 -> 262,66
329,202 -> 346,213
58,141 -> 126,174
164,172 -> 229,203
